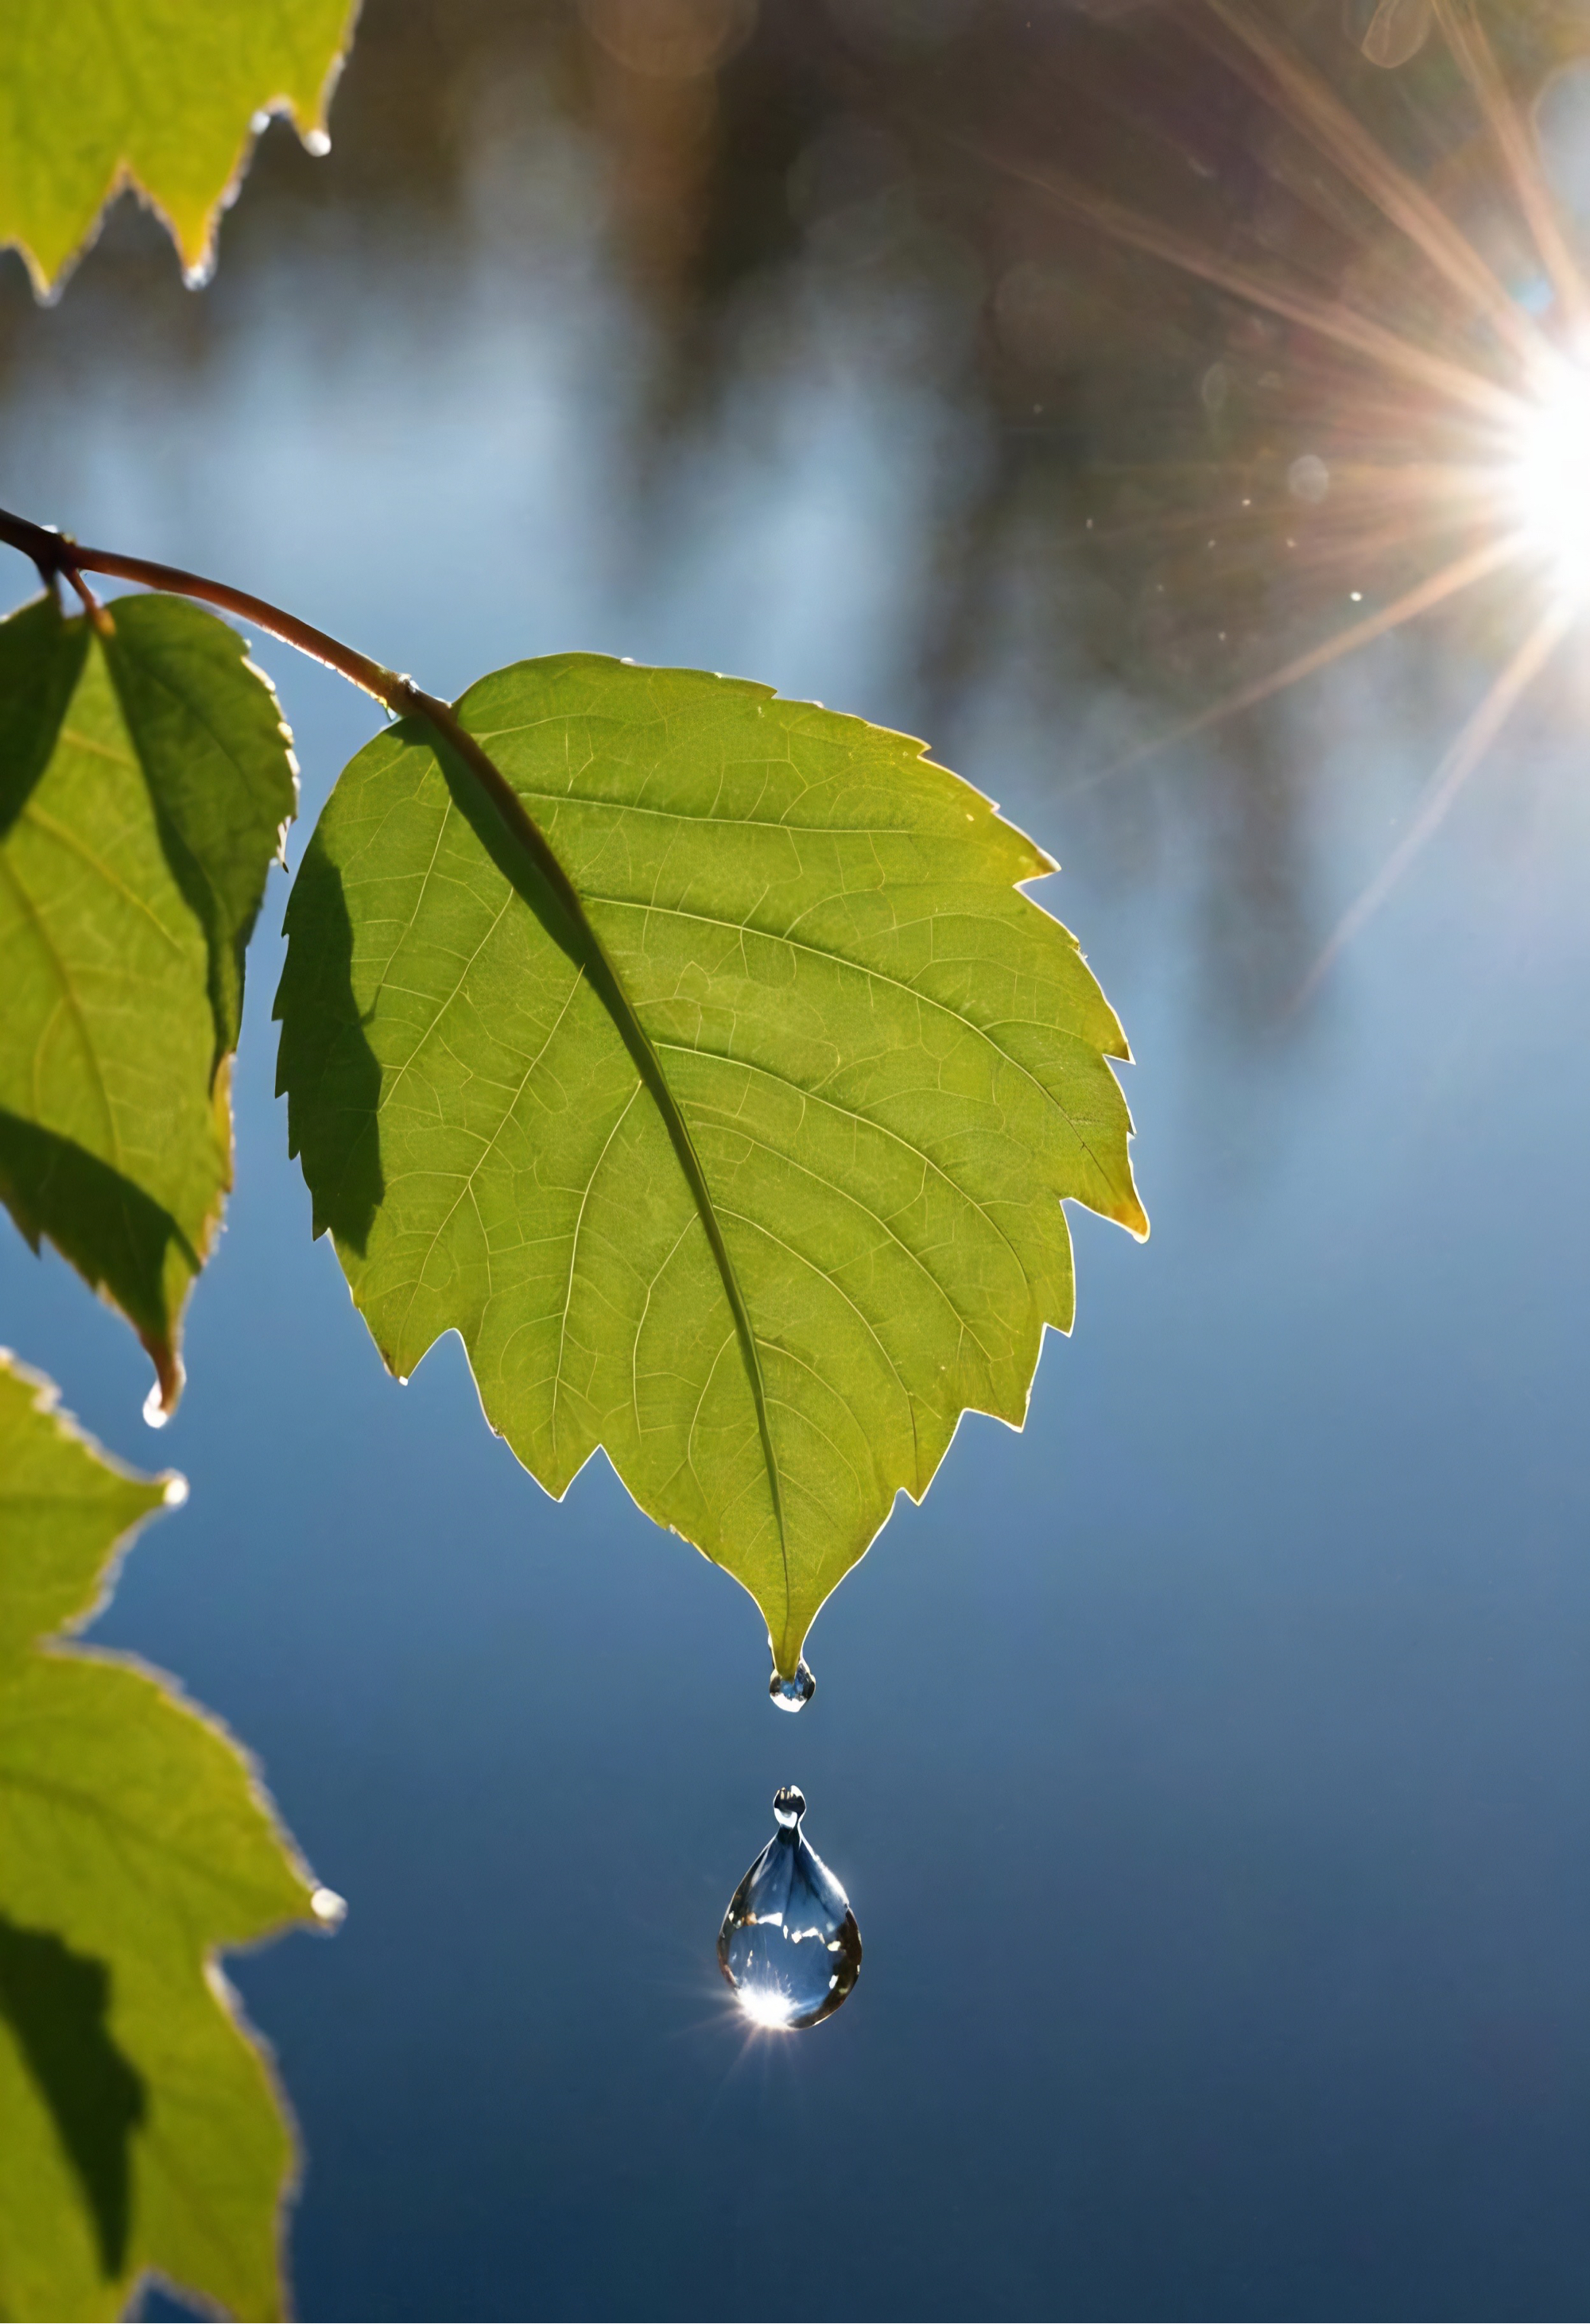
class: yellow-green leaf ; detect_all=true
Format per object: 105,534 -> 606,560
0,1351 -> 328,2322
0,592 -> 297,1414
0,0 -> 358,297
275,657 -> 1146,1682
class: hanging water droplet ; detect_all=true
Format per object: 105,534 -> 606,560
717,1785 -> 862,2031
769,1656 -> 815,1712
142,1381 -> 170,1429
309,1885 -> 347,1929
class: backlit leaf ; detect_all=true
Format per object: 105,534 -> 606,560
0,592 -> 297,1414
0,1351 -> 328,2322
275,657 -> 1145,1677
0,0 -> 358,296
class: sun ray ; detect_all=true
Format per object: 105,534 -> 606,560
1197,0 -> 1549,374
1254,501 -> 1500,586
1433,0 -> 1590,340
1080,530 -> 1528,788
952,136 -> 1522,428
1295,599 -> 1573,1001
1063,459 -> 1507,557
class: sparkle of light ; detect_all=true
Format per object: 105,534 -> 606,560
735,1988 -> 798,2030
310,1885 -> 347,1928
1508,358 -> 1590,608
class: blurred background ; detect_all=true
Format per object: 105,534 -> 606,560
2,1 -> 1589,2315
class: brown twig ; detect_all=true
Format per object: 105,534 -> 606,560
0,504 -> 582,958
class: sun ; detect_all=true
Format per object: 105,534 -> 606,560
1507,354 -> 1590,611
976,0 -> 1590,990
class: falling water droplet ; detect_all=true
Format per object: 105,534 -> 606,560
717,1785 -> 862,2031
769,1657 -> 815,1712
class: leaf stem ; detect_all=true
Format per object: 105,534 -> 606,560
1,507 -> 413,713
0,505 -> 794,1650
59,562 -> 114,634
0,505 -> 600,960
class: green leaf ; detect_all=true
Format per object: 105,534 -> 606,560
276,657 -> 1145,1676
0,591 -> 297,1414
0,0 -> 357,297
0,1350 -> 328,2322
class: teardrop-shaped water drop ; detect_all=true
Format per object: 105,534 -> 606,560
769,1657 -> 815,1712
717,1786 -> 862,2030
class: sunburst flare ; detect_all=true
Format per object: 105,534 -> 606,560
964,0 -> 1590,986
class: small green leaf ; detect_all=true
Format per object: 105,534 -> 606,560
276,657 -> 1145,1675
0,592 -> 297,1413
0,1351 -> 326,2322
0,0 -> 357,297
103,595 -> 301,1071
